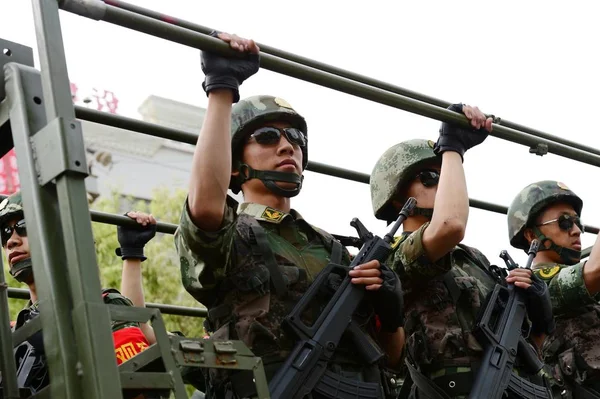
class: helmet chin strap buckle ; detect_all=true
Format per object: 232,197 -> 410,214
533,228 -> 581,265
239,164 -> 304,198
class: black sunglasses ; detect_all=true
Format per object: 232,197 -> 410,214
1,219 -> 27,246
416,170 -> 440,187
537,214 -> 584,233
249,127 -> 307,148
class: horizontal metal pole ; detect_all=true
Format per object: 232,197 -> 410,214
7,288 -> 207,318
582,246 -> 592,259
100,0 -> 600,159
90,209 -> 177,234
72,108 -> 600,235
60,3 -> 600,170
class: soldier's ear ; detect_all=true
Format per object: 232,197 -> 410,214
523,228 -> 536,243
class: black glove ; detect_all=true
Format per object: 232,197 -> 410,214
524,273 -> 555,335
434,103 -> 489,160
200,31 -> 260,103
369,263 -> 404,333
115,214 -> 157,261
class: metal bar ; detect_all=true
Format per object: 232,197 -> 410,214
119,372 -> 174,389
148,308 -> 188,399
90,209 -> 177,234
0,256 -> 19,397
12,316 -> 42,347
8,287 -> 208,317
100,0 -> 600,158
31,0 -> 122,396
118,345 -> 161,372
61,3 -> 600,169
72,108 -> 600,235
5,62 -> 79,398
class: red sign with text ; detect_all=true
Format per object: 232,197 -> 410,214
0,83 -> 118,195
0,149 -> 20,195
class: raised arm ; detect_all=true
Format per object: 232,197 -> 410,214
188,32 -> 260,231
422,104 -> 493,261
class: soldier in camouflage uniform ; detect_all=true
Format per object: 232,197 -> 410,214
0,191 -> 159,396
175,31 -> 406,398
370,107 -> 554,398
508,180 -> 600,398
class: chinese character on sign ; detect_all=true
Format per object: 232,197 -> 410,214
69,82 -> 119,114
0,149 -> 20,195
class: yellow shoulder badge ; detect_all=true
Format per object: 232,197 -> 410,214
261,207 -> 284,222
427,140 -> 435,148
557,182 -> 570,190
391,235 -> 408,250
537,265 -> 561,280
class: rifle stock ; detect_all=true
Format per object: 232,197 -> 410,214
268,198 -> 416,399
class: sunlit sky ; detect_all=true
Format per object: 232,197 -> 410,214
3,0 -> 600,265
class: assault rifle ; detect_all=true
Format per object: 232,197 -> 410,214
469,239 -> 552,399
268,197 -> 416,399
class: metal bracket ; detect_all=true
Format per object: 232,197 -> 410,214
529,143 -> 549,156
31,117 -> 89,185
1,39 -> 36,158
0,38 -> 34,101
179,340 -> 204,353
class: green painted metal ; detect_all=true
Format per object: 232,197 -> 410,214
7,287 -> 208,317
5,62 -> 81,398
60,2 -> 600,170
1,1 -> 598,398
100,0 -> 600,159
30,0 -> 123,396
0,256 -> 19,398
171,336 -> 270,399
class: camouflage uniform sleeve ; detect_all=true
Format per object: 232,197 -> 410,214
174,196 -> 238,301
390,222 -> 452,281
540,262 -> 600,316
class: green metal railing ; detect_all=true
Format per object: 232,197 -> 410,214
0,0 -> 597,398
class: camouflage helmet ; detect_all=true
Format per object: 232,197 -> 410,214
0,191 -> 24,227
507,180 -> 583,250
370,139 -> 440,222
230,95 -> 307,191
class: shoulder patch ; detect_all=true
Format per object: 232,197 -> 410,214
557,182 -> 570,190
391,235 -> 408,250
427,140 -> 435,149
261,207 -> 284,222
537,265 -> 561,280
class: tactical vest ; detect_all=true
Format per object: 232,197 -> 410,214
204,214 -> 388,397
538,265 -> 600,398
399,238 -> 519,398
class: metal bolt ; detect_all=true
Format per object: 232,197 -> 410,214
390,378 -> 396,385
565,365 -> 572,373
449,381 -> 456,388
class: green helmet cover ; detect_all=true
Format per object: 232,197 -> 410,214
370,139 -> 440,222
507,180 -> 583,250
229,95 -> 307,194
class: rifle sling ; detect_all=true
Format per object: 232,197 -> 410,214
249,224 -> 288,297
404,360 -> 452,399
248,225 -> 344,298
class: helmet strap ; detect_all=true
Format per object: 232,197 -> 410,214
532,227 -> 581,265
236,164 -> 303,198
10,257 -> 34,284
411,207 -> 434,220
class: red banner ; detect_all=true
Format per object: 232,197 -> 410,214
0,149 -> 20,195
